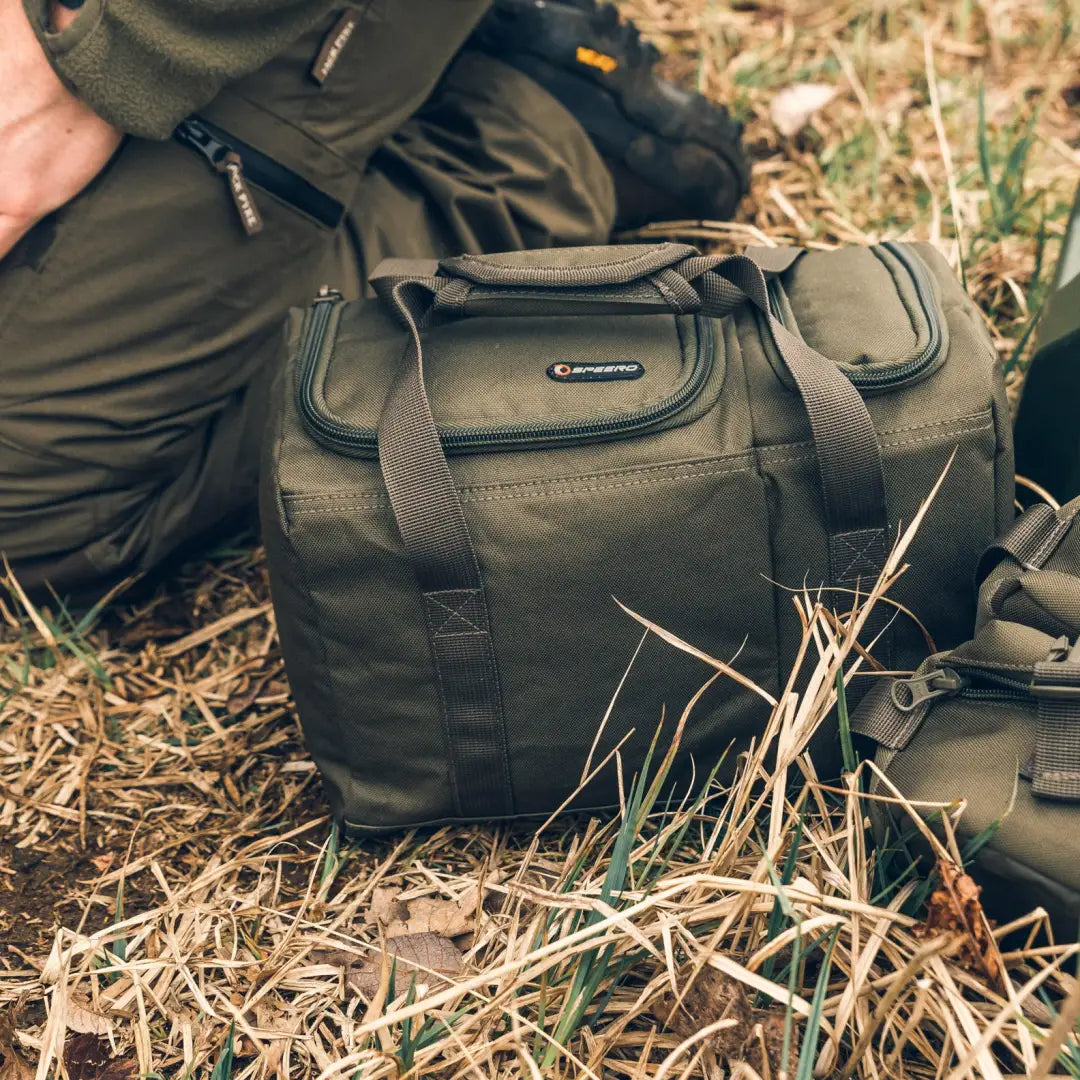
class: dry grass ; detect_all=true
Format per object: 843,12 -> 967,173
2,1 -> 1079,1077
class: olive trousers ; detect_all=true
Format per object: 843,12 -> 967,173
0,1 -> 615,593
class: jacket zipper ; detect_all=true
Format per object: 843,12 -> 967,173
174,117 -> 345,231
295,292 -> 715,457
767,241 -> 943,389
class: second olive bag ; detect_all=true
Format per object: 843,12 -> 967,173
853,497 -> 1080,926
260,242 -> 1014,831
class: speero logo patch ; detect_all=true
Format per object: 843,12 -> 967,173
547,361 -> 645,382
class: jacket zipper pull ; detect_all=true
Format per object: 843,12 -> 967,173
890,666 -> 966,712
311,9 -> 359,85
217,152 -> 264,236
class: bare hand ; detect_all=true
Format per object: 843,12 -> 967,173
0,0 -> 122,260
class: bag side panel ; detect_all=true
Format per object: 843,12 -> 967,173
259,326 -> 364,818
908,242 -> 1015,535
738,243 -> 1009,671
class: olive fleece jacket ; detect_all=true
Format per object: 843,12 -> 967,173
21,0 -> 340,138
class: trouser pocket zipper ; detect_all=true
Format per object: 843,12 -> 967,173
217,152 -> 264,236
174,117 -> 346,234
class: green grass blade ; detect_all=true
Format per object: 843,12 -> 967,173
318,818 -> 342,898
209,1023 -> 235,1080
111,876 -> 127,968
794,928 -> 841,1080
976,85 -> 1000,227
836,670 -> 857,775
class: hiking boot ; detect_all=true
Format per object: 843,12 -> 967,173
469,0 -> 751,229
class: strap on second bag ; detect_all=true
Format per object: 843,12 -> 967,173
1031,636 -> 1080,800
374,252 -> 892,819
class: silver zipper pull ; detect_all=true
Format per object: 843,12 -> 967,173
315,284 -> 344,302
890,667 -> 966,712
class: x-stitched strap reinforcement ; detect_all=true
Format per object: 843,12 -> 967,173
832,528 -> 890,584
425,589 -> 488,636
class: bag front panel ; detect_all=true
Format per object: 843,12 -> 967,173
274,447 -> 780,827
462,453 -> 780,818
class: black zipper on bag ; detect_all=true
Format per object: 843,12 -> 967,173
174,117 -> 345,232
767,241 -> 944,390
295,291 -> 716,457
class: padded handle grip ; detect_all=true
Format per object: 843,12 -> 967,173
371,257 -> 702,320
370,244 -> 805,321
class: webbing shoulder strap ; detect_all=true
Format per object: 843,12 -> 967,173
379,279 -> 514,819
675,252 -> 890,594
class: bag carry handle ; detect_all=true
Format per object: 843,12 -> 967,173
369,244 -> 804,320
373,249 -> 890,819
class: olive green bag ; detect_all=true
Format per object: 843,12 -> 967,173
260,241 -> 1014,831
853,498 -> 1080,925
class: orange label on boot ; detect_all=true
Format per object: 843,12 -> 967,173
576,45 -> 618,73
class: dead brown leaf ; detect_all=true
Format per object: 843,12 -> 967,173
66,998 -> 114,1036
62,1034 -> 136,1080
369,884 -> 480,939
226,668 -> 282,714
658,966 -> 753,1061
0,1018 -> 33,1080
744,1007 -> 797,1079
316,933 -> 465,1000
921,858 -> 1001,984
